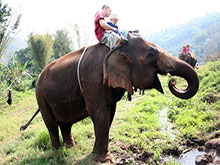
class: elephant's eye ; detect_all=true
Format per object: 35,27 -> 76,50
147,51 -> 158,64
148,53 -> 155,57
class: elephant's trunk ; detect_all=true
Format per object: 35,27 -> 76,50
168,57 -> 199,99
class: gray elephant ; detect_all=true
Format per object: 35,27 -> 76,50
21,33 -> 199,163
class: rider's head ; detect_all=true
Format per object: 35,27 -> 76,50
102,5 -> 111,17
110,14 -> 119,25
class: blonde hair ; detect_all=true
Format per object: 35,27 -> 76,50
110,14 -> 119,20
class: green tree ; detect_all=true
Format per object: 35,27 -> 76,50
28,33 -> 54,73
15,47 -> 33,70
53,29 -> 72,59
0,1 -> 21,58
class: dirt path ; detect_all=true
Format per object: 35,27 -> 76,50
12,105 -> 36,115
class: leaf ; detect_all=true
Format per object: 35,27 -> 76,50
18,63 -> 22,71
22,71 -> 32,78
22,62 -> 27,72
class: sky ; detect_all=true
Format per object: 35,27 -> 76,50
2,0 -> 220,45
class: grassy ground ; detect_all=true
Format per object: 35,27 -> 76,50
0,60 -> 219,164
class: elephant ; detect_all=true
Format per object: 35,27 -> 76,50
178,53 -> 197,68
20,33 -> 199,163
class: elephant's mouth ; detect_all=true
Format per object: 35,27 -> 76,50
154,74 -> 164,94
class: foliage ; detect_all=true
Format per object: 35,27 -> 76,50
198,60 -> 220,94
0,55 -> 32,107
15,47 -> 33,71
113,94 -> 173,163
0,1 -> 21,58
6,56 -> 30,86
28,33 -> 54,73
0,61 -> 7,81
204,50 -> 220,63
0,62 -> 8,105
168,97 -> 216,141
167,60 -> 220,144
33,130 -> 52,150
52,29 -> 72,59
2,55 -> 31,90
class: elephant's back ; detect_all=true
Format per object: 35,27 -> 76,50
80,44 -> 109,76
37,47 -> 86,85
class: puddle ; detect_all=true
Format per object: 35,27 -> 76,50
175,149 -> 206,164
162,148 -> 216,165
158,107 -> 215,165
159,107 -> 175,140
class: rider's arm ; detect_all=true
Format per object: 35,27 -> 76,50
99,19 -> 116,31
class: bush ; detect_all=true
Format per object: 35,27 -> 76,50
33,131 -> 52,150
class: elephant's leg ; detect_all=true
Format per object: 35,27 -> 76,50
59,122 -> 76,147
39,100 -> 60,149
89,105 -> 114,163
41,110 -> 60,148
48,124 -> 60,149
110,103 -> 116,127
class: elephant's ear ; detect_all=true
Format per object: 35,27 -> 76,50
103,45 -> 134,95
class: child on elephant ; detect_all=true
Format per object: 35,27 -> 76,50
107,14 -> 128,42
107,13 -> 140,40
107,14 -> 121,36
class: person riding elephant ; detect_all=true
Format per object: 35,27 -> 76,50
21,33 -> 199,163
94,5 -> 126,50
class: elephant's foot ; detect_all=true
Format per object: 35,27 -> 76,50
64,140 -> 77,148
52,143 -> 60,149
51,137 -> 60,149
95,152 -> 114,163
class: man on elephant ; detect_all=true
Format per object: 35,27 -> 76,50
94,5 -> 125,49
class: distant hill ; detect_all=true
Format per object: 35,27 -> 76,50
146,12 -> 220,64
0,38 -> 27,65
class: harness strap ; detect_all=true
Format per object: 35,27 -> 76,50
77,46 -> 88,93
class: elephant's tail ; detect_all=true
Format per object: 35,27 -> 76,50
20,108 -> 40,131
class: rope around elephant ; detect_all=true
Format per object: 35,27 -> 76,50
77,46 -> 88,93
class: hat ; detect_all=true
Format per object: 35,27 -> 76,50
110,14 -> 119,20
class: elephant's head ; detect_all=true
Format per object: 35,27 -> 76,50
103,33 -> 199,99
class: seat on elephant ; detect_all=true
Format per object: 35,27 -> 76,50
178,53 -> 197,68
